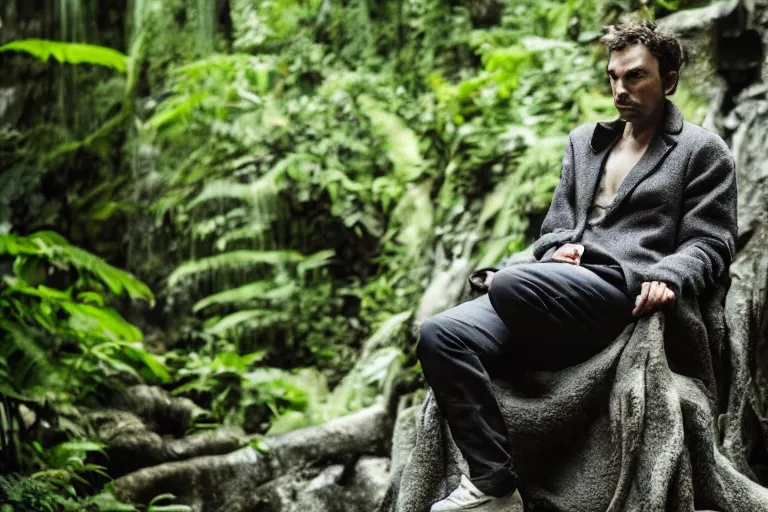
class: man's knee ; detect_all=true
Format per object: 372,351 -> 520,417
417,316 -> 448,363
488,266 -> 528,307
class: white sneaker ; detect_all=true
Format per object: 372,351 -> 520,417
429,474 -> 514,511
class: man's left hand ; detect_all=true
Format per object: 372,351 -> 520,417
632,281 -> 676,317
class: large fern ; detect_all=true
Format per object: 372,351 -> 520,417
193,281 -> 296,313
206,309 -> 292,336
0,231 -> 164,406
0,320 -> 58,395
187,161 -> 287,210
0,231 -> 154,305
0,39 -> 128,72
167,250 -> 306,291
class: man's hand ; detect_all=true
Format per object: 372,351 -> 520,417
552,243 -> 584,265
484,271 -> 495,287
632,281 -> 676,317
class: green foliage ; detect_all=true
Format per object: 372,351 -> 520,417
167,250 -> 305,292
0,231 -> 154,304
0,39 -> 128,72
230,0 -> 323,52
0,475 -> 191,512
3,0 -> 723,506
0,34 -> 146,264
0,231 -> 162,491
167,330 -> 404,435
0,475 -> 60,512
24,441 -> 110,504
169,344 -> 317,430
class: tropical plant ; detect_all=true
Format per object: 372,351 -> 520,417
0,39 -> 128,72
0,0 -> 721,507
0,231 -> 162,475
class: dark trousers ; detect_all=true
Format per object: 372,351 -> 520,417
416,262 -> 635,497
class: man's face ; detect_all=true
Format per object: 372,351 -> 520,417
606,43 -> 677,124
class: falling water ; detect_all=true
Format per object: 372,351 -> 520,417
59,0 -> 87,43
58,0 -> 89,131
197,0 -> 216,53
128,0 -> 216,52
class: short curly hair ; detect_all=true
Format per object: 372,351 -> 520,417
600,20 -> 684,94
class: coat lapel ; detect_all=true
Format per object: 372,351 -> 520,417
580,99 -> 684,224
609,132 -> 676,212
578,129 -> 620,223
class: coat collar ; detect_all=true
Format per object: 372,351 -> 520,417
577,98 -> 683,229
590,98 -> 684,153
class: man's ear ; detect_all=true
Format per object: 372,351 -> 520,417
663,71 -> 679,95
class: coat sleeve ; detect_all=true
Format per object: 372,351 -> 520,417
530,133 -> 579,260
467,133 -> 579,293
640,136 -> 738,297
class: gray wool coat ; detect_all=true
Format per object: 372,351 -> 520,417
472,98 -> 738,299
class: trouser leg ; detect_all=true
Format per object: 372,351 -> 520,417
417,262 -> 634,497
488,262 -> 634,370
418,293 -> 518,497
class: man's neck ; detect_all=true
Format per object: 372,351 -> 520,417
622,101 -> 665,148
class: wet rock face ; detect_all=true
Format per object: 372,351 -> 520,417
287,457 -> 391,512
722,84 -> 768,241
213,456 -> 391,512
659,0 -> 768,243
0,87 -> 21,127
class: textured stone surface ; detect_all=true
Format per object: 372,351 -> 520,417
378,252 -> 768,511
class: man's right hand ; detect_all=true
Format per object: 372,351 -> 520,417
552,243 -> 584,265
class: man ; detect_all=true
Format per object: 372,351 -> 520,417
418,20 -> 738,511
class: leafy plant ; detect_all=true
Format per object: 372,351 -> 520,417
0,39 -> 128,72
0,231 -> 161,476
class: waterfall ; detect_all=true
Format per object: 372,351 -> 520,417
58,0 -> 89,131
197,0 -> 216,53
128,0 -> 216,52
59,0 -> 87,43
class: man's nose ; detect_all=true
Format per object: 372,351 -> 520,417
614,77 -> 629,93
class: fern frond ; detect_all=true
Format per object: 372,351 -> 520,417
0,320 -> 58,393
191,208 -> 248,240
0,232 -> 154,305
193,281 -> 271,312
61,303 -> 143,344
55,246 -> 153,304
194,280 -> 296,312
0,39 -> 127,72
358,94 -> 425,183
187,158 -> 288,212
214,222 -> 271,251
386,181 -> 435,260
359,310 -> 412,359
186,179 -> 278,213
322,346 -> 404,421
206,309 -> 290,335
146,92 -> 207,131
475,136 -> 567,269
296,250 -> 335,276
168,250 -> 305,290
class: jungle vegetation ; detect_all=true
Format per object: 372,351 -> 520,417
0,0 -> 713,509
